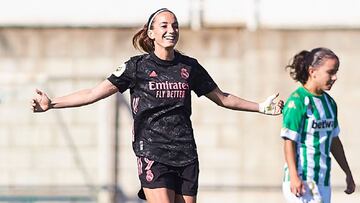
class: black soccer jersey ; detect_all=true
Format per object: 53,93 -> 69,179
108,51 -> 217,166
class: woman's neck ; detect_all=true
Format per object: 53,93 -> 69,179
154,48 -> 175,61
303,83 -> 323,96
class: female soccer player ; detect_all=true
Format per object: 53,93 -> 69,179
32,8 -> 283,203
281,47 -> 356,203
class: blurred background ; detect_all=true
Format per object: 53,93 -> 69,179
0,0 -> 359,202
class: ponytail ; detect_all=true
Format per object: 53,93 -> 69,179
286,50 -> 311,84
132,24 -> 154,53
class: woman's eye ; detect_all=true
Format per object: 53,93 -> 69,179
328,71 -> 337,75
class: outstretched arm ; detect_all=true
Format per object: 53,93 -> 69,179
331,136 -> 356,194
205,87 -> 283,115
32,79 -> 118,112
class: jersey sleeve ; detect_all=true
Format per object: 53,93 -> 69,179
107,59 -> 136,93
190,61 -> 217,97
281,96 -> 304,142
332,126 -> 340,138
331,98 -> 340,138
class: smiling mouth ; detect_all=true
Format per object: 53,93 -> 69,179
326,81 -> 335,88
163,35 -> 177,41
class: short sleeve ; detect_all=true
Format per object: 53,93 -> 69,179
281,98 -> 304,142
332,126 -> 340,138
107,59 -> 136,93
331,99 -> 340,138
190,62 -> 217,97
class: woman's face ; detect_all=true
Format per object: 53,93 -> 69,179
308,58 -> 338,92
148,11 -> 179,51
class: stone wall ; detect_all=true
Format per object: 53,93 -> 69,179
0,28 -> 359,202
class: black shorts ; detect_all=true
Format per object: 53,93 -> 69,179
136,157 -> 199,200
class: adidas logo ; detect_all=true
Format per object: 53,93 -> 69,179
149,71 -> 158,77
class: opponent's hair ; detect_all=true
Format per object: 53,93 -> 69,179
286,47 -> 339,84
132,8 -> 175,53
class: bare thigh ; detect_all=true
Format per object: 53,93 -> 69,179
143,188 -> 175,203
175,194 -> 196,203
143,188 -> 197,203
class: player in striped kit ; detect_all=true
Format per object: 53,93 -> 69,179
281,47 -> 356,203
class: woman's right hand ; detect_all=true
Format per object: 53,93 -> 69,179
31,89 -> 51,112
258,93 -> 284,115
290,175 -> 306,197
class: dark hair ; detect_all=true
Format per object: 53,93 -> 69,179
132,24 -> 154,53
132,8 -> 175,53
286,47 -> 339,84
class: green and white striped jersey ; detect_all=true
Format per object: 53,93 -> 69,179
281,86 -> 339,186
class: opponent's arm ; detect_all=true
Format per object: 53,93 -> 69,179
205,87 -> 283,115
32,79 -> 118,112
331,137 -> 356,194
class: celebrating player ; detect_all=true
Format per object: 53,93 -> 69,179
281,47 -> 356,203
32,8 -> 283,203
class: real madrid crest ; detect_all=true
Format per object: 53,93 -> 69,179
180,68 -> 189,79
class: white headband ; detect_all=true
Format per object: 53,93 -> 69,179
147,8 -> 171,31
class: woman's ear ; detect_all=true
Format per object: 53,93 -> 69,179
308,66 -> 317,79
147,30 -> 155,40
